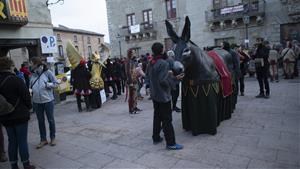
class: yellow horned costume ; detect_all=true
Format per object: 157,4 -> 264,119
66,41 -> 110,90
89,52 -> 104,89
89,44 -> 110,89
66,41 -> 83,69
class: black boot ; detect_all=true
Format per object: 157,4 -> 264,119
255,93 -> 265,98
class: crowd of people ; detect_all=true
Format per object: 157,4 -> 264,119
0,37 -> 299,168
240,39 -> 299,98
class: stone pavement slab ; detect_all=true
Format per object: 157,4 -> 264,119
0,78 -> 299,169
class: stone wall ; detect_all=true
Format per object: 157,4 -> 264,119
0,0 -> 53,39
54,31 -> 105,60
107,0 -> 299,56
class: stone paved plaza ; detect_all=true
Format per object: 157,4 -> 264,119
0,77 -> 299,169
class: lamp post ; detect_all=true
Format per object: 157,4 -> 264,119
243,15 -> 250,49
116,34 -> 122,58
46,0 -> 64,6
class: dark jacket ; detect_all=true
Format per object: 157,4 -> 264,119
238,50 -> 250,75
149,57 -> 177,103
112,61 -> 122,80
120,61 -> 126,80
0,71 -> 32,126
71,65 -> 92,91
103,61 -> 114,82
254,44 -> 270,68
228,49 -> 241,78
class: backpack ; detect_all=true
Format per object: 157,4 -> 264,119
0,76 -> 19,116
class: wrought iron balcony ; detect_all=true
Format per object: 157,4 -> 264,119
205,0 -> 266,23
287,1 -> 300,21
119,21 -> 158,42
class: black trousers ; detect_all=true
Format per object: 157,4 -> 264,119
121,79 -> 126,93
76,95 -> 90,111
115,80 -> 121,95
171,84 -> 180,109
152,101 -> 176,146
90,89 -> 102,109
239,75 -> 245,94
0,124 -> 4,154
256,67 -> 270,94
105,81 -> 117,97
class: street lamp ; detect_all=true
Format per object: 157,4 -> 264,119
46,0 -> 64,6
243,15 -> 250,49
116,34 -> 122,58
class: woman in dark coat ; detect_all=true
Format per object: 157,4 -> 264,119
0,57 -> 35,169
71,59 -> 92,112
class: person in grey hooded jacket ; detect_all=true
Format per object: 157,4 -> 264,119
149,42 -> 184,150
30,57 -> 58,149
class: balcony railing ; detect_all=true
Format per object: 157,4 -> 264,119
120,21 -> 158,42
205,0 -> 266,23
288,2 -> 300,19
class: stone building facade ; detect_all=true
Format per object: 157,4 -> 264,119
106,0 -> 300,58
106,0 -> 185,57
0,0 -> 54,68
53,25 -> 105,63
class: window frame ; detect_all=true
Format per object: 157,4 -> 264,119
213,0 -> 227,9
127,13 -> 136,26
58,45 -> 64,57
74,35 -> 78,43
87,36 -> 91,44
57,33 -> 61,41
88,46 -> 92,57
143,9 -> 153,28
166,0 -> 176,19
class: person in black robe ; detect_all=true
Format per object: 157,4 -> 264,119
71,60 -> 92,112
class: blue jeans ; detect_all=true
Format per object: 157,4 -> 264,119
34,101 -> 56,141
5,122 -> 29,165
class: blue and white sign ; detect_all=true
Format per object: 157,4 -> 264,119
40,36 -> 58,54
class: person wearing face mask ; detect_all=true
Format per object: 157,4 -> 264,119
29,57 -> 58,149
0,57 -> 35,169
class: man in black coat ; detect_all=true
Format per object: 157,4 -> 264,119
104,59 -> 118,100
253,39 -> 270,98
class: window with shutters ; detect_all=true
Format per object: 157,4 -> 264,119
143,9 -> 153,28
127,13 -> 136,26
